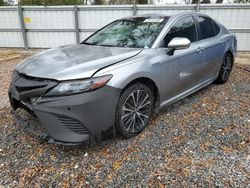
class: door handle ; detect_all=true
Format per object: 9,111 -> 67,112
196,47 -> 203,53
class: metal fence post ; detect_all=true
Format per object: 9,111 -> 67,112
132,4 -> 137,16
17,6 -> 28,49
195,0 -> 200,12
74,6 -> 80,44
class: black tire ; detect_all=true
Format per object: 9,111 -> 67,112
115,83 -> 154,138
214,53 -> 234,84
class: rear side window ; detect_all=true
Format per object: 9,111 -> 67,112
197,16 -> 216,40
163,16 -> 197,46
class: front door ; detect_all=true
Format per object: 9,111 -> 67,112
157,16 -> 205,104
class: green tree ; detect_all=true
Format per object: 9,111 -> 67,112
108,0 -> 133,4
19,0 -> 85,5
0,0 -> 9,5
236,0 -> 250,2
137,0 -> 148,4
93,0 -> 105,5
191,0 -> 211,3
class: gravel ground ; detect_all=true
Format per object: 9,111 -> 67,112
0,49 -> 249,187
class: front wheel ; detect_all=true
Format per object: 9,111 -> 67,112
215,53 -> 234,84
115,83 -> 154,138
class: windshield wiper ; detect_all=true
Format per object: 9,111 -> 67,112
81,41 -> 94,45
82,42 -> 116,47
98,44 -> 117,47
125,44 -> 142,48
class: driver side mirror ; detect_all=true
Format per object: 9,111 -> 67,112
167,37 -> 191,55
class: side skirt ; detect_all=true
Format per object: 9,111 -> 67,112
159,77 -> 216,109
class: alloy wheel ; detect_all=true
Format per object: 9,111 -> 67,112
221,55 -> 233,81
121,89 -> 151,133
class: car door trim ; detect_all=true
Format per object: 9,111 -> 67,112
159,76 -> 216,108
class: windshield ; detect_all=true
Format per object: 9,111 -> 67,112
83,17 -> 169,48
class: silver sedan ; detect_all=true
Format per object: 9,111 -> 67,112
9,12 -> 237,145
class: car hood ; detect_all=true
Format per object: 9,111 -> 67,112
16,44 -> 142,80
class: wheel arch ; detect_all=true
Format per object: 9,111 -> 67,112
225,49 -> 234,62
120,77 -> 160,113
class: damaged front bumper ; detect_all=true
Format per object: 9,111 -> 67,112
12,109 -> 83,145
8,72 -> 121,145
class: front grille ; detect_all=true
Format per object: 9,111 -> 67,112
56,115 -> 88,135
14,73 -> 49,93
15,85 -> 47,93
10,72 -> 57,102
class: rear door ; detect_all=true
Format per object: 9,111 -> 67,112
195,15 -> 225,80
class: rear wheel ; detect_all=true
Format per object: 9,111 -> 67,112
215,53 -> 234,84
116,83 -> 154,138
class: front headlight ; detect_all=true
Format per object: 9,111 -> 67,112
45,75 -> 112,97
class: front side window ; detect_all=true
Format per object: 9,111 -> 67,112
83,17 -> 169,48
163,16 -> 197,47
197,16 -> 216,40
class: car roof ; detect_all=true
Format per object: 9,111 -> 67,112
132,13 -> 170,18
120,13 -> 170,20
121,12 -> 212,20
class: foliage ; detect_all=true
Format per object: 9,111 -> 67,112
108,0 -> 148,4
236,0 -> 250,2
137,0 -> 148,4
0,0 -> 9,6
191,0 -> 250,3
19,0 -> 86,5
191,0 -> 211,3
93,0 -> 105,5
201,0 -> 211,3
17,0 -> 148,4
108,0 -> 133,4
12,0 -> 250,6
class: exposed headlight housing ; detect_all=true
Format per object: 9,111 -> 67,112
45,75 -> 112,97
